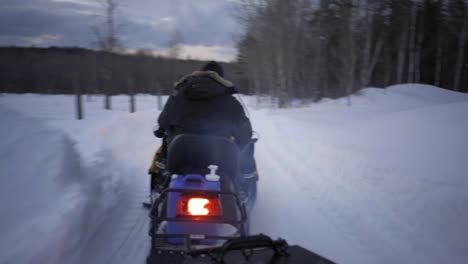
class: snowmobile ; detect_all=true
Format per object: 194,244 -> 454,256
144,130 -> 334,263
144,130 -> 257,254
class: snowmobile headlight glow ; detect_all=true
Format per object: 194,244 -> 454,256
176,195 -> 222,217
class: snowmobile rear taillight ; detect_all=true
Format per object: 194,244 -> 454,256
176,195 -> 222,217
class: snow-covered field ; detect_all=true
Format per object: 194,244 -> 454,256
0,84 -> 467,264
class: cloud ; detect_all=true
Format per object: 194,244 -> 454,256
160,17 -> 174,23
0,0 -> 242,61
0,35 -> 59,46
152,44 -> 237,62
179,44 -> 237,62
49,0 -> 99,7
30,34 -> 61,45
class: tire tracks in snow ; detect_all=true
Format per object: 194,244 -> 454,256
77,171 -> 150,264
74,113 -> 157,264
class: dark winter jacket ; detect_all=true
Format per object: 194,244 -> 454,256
158,71 -> 252,147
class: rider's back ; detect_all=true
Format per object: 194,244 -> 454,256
159,71 -> 252,147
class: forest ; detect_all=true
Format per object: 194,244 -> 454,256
0,47 -> 245,96
237,0 -> 468,106
0,0 -> 467,109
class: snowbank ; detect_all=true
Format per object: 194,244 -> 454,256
0,105 -> 119,264
250,84 -> 468,264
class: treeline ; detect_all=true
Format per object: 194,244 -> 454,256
0,47 -> 245,96
237,0 -> 468,106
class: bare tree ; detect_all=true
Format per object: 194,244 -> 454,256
330,0 -> 358,105
73,73 -> 83,120
434,0 -> 448,87
315,0 -> 330,98
128,77 -> 135,113
272,0 -> 289,107
236,0 -> 273,100
167,30 -> 184,59
384,47 -> 392,92
100,66 -> 112,110
414,0 -> 425,83
360,0 -> 387,88
345,2 -> 357,106
454,1 -> 468,91
93,0 -> 122,52
407,0 -> 419,83
396,2 -> 409,84
92,0 -> 123,110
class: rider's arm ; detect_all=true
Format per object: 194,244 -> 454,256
158,96 -> 174,130
237,116 -> 253,147
232,99 -> 253,147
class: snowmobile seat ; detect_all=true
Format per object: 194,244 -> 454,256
167,134 -> 240,180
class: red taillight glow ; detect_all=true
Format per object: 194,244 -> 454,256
188,198 -> 210,216
176,195 -> 222,217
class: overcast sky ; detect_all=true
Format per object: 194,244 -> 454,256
0,0 -> 242,61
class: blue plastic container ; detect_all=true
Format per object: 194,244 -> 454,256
166,174 -> 221,244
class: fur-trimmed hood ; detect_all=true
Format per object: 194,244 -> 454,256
174,71 -> 234,88
173,70 -> 237,100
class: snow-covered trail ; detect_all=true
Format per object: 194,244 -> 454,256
74,113 -> 159,264
77,177 -> 150,264
1,85 -> 468,264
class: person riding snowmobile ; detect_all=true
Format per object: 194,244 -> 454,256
149,61 -> 257,190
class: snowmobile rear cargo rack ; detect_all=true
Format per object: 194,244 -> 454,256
149,188 -> 248,224
148,188 -> 249,251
